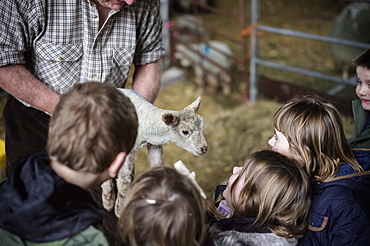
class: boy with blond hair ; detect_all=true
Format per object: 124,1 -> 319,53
0,82 -> 138,245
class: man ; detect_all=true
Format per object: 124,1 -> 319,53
0,0 -> 164,168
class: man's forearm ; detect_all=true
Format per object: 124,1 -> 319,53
0,65 -> 60,114
132,60 -> 162,103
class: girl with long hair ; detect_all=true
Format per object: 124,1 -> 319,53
207,150 -> 311,246
269,96 -> 370,245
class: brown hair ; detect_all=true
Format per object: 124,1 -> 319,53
352,48 -> 370,69
47,82 -> 138,173
118,165 -> 206,246
209,150 -> 311,239
273,96 -> 362,181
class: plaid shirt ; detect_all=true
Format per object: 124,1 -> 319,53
0,0 -> 164,95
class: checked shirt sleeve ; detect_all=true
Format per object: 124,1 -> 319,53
0,0 -> 45,67
133,0 -> 165,65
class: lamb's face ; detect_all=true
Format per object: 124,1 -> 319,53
174,113 -> 208,156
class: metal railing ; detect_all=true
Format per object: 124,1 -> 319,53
249,0 -> 370,102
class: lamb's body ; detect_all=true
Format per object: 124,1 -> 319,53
102,89 -> 208,217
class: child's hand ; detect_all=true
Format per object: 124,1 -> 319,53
174,160 -> 207,199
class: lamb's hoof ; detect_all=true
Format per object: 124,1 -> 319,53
101,180 -> 116,212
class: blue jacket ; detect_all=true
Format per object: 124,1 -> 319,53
352,149 -> 370,171
299,163 -> 370,246
0,152 -> 108,245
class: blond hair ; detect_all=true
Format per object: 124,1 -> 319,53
209,150 -> 311,239
118,165 -> 206,246
47,82 -> 138,173
273,96 -> 362,181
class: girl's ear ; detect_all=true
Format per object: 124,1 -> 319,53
108,152 -> 126,178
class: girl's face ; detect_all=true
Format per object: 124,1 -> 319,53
223,166 -> 245,209
356,66 -> 370,111
268,129 -> 291,157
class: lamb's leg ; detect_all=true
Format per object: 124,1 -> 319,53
194,67 -> 205,93
115,151 -> 135,217
207,74 -> 219,94
221,73 -> 231,95
148,145 -> 163,167
101,179 -> 116,212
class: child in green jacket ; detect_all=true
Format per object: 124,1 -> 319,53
348,48 -> 370,170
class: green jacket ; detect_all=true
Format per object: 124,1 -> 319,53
348,99 -> 370,149
0,225 -> 110,246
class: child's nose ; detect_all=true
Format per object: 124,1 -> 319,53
233,166 -> 242,174
268,137 -> 274,146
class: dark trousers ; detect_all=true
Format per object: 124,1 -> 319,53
3,95 -> 49,169
3,95 -> 120,244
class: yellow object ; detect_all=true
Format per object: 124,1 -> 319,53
0,139 -> 5,170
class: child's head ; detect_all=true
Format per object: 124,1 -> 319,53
353,48 -> 370,69
353,48 -> 370,111
47,82 -> 138,173
269,96 -> 361,180
222,150 -> 311,238
118,165 -> 206,246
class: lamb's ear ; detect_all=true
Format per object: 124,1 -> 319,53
162,113 -> 179,126
184,97 -> 201,112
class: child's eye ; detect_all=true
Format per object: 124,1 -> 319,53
357,79 -> 362,85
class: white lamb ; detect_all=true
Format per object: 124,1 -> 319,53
175,40 -> 233,95
102,89 -> 208,217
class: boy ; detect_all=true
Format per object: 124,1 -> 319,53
0,82 -> 138,245
348,48 -> 370,170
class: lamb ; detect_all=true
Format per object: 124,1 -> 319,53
101,89 -> 208,217
174,40 -> 233,95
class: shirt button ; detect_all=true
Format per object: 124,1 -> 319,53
92,74 -> 98,77
57,56 -> 63,60
92,14 -> 98,18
